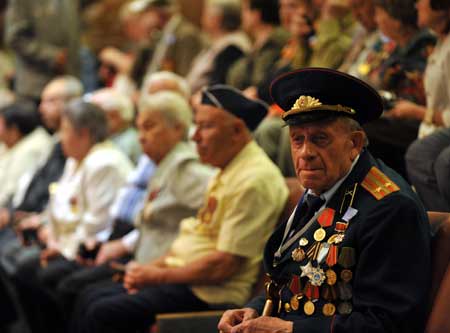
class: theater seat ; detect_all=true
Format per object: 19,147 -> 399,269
154,178 -> 303,333
426,211 -> 450,333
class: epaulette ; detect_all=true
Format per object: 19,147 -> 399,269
361,166 -> 400,200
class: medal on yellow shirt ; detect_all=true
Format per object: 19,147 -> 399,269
322,303 -> 336,316
304,300 -> 315,316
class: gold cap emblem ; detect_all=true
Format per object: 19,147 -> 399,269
292,96 -> 322,109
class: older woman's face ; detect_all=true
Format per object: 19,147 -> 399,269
60,116 -> 89,161
136,110 -> 184,164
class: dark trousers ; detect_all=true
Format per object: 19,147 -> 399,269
70,280 -> 210,333
13,254 -> 79,333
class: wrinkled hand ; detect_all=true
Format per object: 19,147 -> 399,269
95,239 -> 128,265
123,261 -> 165,293
218,308 -> 258,333
227,316 -> 293,333
387,100 -> 424,120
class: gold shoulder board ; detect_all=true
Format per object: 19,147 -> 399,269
361,167 -> 400,200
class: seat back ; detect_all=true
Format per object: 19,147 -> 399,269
426,212 -> 450,332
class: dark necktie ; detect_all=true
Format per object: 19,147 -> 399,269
292,194 -> 325,232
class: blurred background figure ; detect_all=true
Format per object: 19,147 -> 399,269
0,77 -> 83,264
186,0 -> 250,93
12,99 -> 133,333
362,0 -> 436,179
405,0 -> 450,212
0,102 -> 51,208
4,0 -> 80,103
87,88 -> 141,164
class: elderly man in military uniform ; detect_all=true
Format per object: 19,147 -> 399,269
69,85 -> 288,333
218,68 -> 430,333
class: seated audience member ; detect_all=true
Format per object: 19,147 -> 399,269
405,0 -> 450,212
101,0 -> 204,94
87,88 -> 141,164
186,0 -> 251,93
0,76 -> 82,231
362,0 -> 436,179
226,0 -> 289,91
0,76 -> 83,274
141,70 -> 191,101
55,91 -> 214,318
0,102 -> 51,208
68,85 -> 288,333
219,68 -> 430,333
11,100 -> 133,333
339,0 -> 381,80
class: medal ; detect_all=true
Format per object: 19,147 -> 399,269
322,303 -> 336,316
290,295 -> 301,310
337,301 -> 353,315
306,242 -> 321,261
304,300 -> 315,316
318,208 -> 335,227
291,247 -> 306,262
284,302 -> 292,312
309,266 -> 326,286
340,269 -> 353,283
326,244 -> 338,267
326,269 -> 337,285
321,284 -> 338,301
314,227 -> 326,241
317,243 -> 330,264
338,247 -> 355,268
299,237 -> 309,246
337,281 -> 352,301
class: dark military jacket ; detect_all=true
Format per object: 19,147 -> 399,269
247,150 -> 431,333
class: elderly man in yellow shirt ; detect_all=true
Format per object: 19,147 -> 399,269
70,85 -> 289,333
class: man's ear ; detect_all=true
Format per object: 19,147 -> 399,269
349,131 -> 365,160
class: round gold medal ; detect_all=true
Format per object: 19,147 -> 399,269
322,303 -> 336,316
314,228 -> 326,241
341,269 -> 353,283
290,295 -> 300,311
284,302 -> 292,312
304,300 -> 315,316
326,269 -> 337,285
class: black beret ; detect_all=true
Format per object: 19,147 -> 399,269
270,68 -> 383,126
201,85 -> 268,131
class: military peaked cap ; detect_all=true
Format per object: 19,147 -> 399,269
270,68 -> 383,126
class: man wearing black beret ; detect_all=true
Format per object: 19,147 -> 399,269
219,68 -> 431,333
69,85 -> 288,333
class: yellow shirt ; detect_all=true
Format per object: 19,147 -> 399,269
166,141 -> 288,306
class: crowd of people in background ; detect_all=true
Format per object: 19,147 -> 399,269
0,0 -> 449,332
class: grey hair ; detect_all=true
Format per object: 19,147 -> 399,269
63,98 -> 109,143
141,71 -> 191,100
207,0 -> 241,31
337,117 -> 369,147
86,88 -> 135,122
51,75 -> 84,100
138,91 -> 192,140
